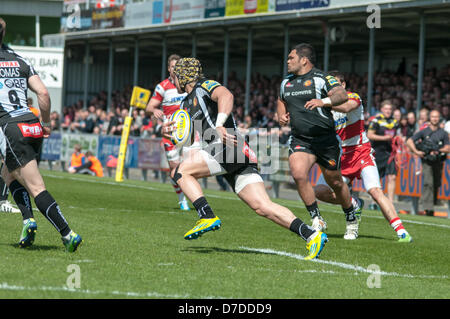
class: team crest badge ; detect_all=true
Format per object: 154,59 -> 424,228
304,80 -> 312,87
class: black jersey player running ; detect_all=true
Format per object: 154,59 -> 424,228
277,43 -> 358,233
0,18 -> 82,252
162,57 -> 327,260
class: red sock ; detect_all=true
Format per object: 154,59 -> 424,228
390,217 -> 406,235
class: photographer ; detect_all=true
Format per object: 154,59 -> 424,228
407,109 -> 450,216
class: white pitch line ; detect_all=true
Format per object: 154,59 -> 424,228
42,173 -> 450,229
240,247 -> 448,280
0,282 -> 224,299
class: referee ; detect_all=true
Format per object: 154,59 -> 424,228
0,17 -> 82,251
277,43 -> 358,232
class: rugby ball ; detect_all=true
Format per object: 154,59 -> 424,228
170,109 -> 192,147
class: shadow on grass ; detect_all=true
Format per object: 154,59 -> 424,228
0,243 -> 61,251
183,246 -> 264,255
325,233 -> 389,240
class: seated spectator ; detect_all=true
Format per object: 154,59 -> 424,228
69,144 -> 86,171
68,151 -> 104,177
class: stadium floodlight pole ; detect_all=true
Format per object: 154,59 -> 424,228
283,24 -> 289,77
83,41 -> 90,109
367,27 -> 375,115
223,29 -> 229,87
244,26 -> 253,116
416,12 -> 426,125
161,35 -> 167,80
323,22 -> 330,72
133,37 -> 139,87
107,39 -> 114,112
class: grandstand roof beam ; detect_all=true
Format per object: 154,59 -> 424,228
244,27 -> 253,116
83,41 -> 90,109
223,29 -> 230,87
107,39 -> 114,112
283,24 -> 289,77
416,12 -> 426,123
367,27 -> 376,115
133,38 -> 139,87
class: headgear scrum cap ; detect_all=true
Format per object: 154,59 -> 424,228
173,57 -> 203,90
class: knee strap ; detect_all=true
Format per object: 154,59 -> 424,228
173,165 -> 182,183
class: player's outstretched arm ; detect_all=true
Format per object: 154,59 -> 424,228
304,86 -> 348,110
332,99 -> 359,113
327,86 -> 349,107
145,98 -> 164,119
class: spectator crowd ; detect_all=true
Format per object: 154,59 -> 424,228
42,63 -> 450,217
53,64 -> 450,144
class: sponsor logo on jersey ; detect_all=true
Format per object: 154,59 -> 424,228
348,92 -> 361,100
0,61 -> 19,67
4,78 -> 27,90
285,82 -> 293,87
286,90 -> 312,97
17,123 -> 44,138
201,80 -> 220,92
243,142 -> 258,163
335,116 -> 348,127
326,75 -> 338,86
304,80 -> 312,87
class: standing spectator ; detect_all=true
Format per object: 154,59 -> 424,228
418,108 -> 430,130
405,111 -> 417,138
367,100 -> 399,203
407,109 -> 450,216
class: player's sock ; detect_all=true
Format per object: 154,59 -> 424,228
351,196 -> 360,211
34,190 -> 71,237
389,217 -> 407,236
9,180 -> 34,220
171,178 -> 186,202
289,217 -> 316,241
343,205 -> 356,222
192,197 -> 216,219
306,201 -> 321,219
0,177 -> 9,201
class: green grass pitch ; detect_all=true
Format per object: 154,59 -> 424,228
0,170 -> 449,299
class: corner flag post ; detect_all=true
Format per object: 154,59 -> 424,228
115,86 -> 151,182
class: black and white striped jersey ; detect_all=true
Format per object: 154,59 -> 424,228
0,45 -> 36,123
181,78 -> 238,145
279,68 -> 341,139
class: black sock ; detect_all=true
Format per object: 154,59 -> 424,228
289,218 -> 316,241
34,190 -> 71,236
9,180 -> 34,220
192,197 -> 215,219
0,177 -> 9,201
306,201 -> 320,219
343,205 -> 356,222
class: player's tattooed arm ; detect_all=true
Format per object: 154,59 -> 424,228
305,86 -> 348,110
332,99 -> 359,113
328,86 -> 348,107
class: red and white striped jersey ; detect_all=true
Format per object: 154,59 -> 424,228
333,92 -> 369,151
151,78 -> 187,117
